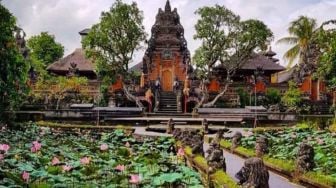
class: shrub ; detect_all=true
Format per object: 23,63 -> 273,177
265,88 -> 281,105
236,87 -> 250,107
281,81 -> 302,112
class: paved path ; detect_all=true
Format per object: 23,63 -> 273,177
134,127 -> 304,188
203,143 -> 304,188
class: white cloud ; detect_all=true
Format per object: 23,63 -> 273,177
2,0 -> 336,67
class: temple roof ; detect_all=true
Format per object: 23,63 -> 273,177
47,48 -> 96,78
240,53 -> 285,71
79,28 -> 90,36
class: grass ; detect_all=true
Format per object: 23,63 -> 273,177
211,170 -> 239,188
303,171 -> 336,187
219,139 -> 232,149
263,155 -> 295,173
184,146 -> 193,156
181,142 -> 238,187
235,146 -> 256,157
194,155 -> 208,170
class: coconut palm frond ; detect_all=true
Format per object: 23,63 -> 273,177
283,45 -> 300,68
276,37 -> 298,45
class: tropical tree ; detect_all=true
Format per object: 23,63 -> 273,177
27,32 -> 64,75
314,20 -> 336,89
0,3 -> 29,125
277,16 -> 318,67
82,0 -> 146,107
193,5 -> 273,108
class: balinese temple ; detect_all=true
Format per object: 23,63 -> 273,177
47,30 -> 97,79
132,1 -> 287,113
141,0 -> 191,91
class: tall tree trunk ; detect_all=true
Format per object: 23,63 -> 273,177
194,81 -> 209,109
203,83 -> 230,108
122,85 -> 144,108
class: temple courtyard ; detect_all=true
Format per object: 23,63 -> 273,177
1,0 -> 336,187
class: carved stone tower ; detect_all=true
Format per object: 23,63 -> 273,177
142,0 -> 190,91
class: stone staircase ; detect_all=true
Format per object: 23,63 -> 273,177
157,91 -> 181,114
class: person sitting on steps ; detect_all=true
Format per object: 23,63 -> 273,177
173,77 -> 179,93
155,77 -> 161,91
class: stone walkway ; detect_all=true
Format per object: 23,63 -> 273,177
134,127 -> 304,188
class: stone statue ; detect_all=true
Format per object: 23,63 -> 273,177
235,157 -> 269,188
296,142 -> 315,173
206,142 -> 226,173
212,129 -> 224,144
172,128 -> 181,139
166,118 -> 175,134
255,135 -> 268,157
67,62 -> 78,77
231,131 -> 243,151
202,119 -> 209,134
191,133 -> 204,156
15,27 -> 29,59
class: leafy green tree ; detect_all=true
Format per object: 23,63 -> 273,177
193,5 -> 273,107
281,81 -> 302,112
277,16 -> 318,67
0,3 -> 29,124
314,20 -> 336,89
82,0 -> 146,107
27,32 -> 64,74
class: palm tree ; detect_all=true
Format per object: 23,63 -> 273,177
277,16 -> 318,68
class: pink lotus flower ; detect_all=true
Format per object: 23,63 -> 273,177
22,171 -> 30,183
115,164 -> 125,172
0,144 -> 10,153
52,157 -> 60,165
125,142 -> 130,148
100,143 -> 108,151
129,174 -> 140,184
62,165 -> 72,172
177,148 -> 185,157
0,154 -> 4,161
31,141 -> 41,153
80,157 -> 90,165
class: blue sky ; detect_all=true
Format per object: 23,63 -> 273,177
3,0 -> 336,67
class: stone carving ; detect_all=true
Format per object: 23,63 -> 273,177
142,0 -> 190,75
231,131 -> 242,151
15,27 -> 29,59
191,133 -> 204,156
255,135 -> 268,157
212,129 -> 224,144
166,118 -> 175,134
235,157 -> 269,188
67,62 -> 78,77
296,142 -> 315,173
172,128 -> 181,139
206,142 -> 226,172
202,119 -> 209,134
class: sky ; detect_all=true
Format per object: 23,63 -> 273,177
2,0 -> 336,67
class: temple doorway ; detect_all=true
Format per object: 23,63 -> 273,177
162,70 -> 173,91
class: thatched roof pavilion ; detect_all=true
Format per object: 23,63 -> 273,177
47,48 -> 97,79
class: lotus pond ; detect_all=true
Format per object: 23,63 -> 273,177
240,126 -> 336,178
0,125 -> 203,187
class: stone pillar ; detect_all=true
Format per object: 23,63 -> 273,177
202,118 -> 209,134
166,118 -> 174,134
